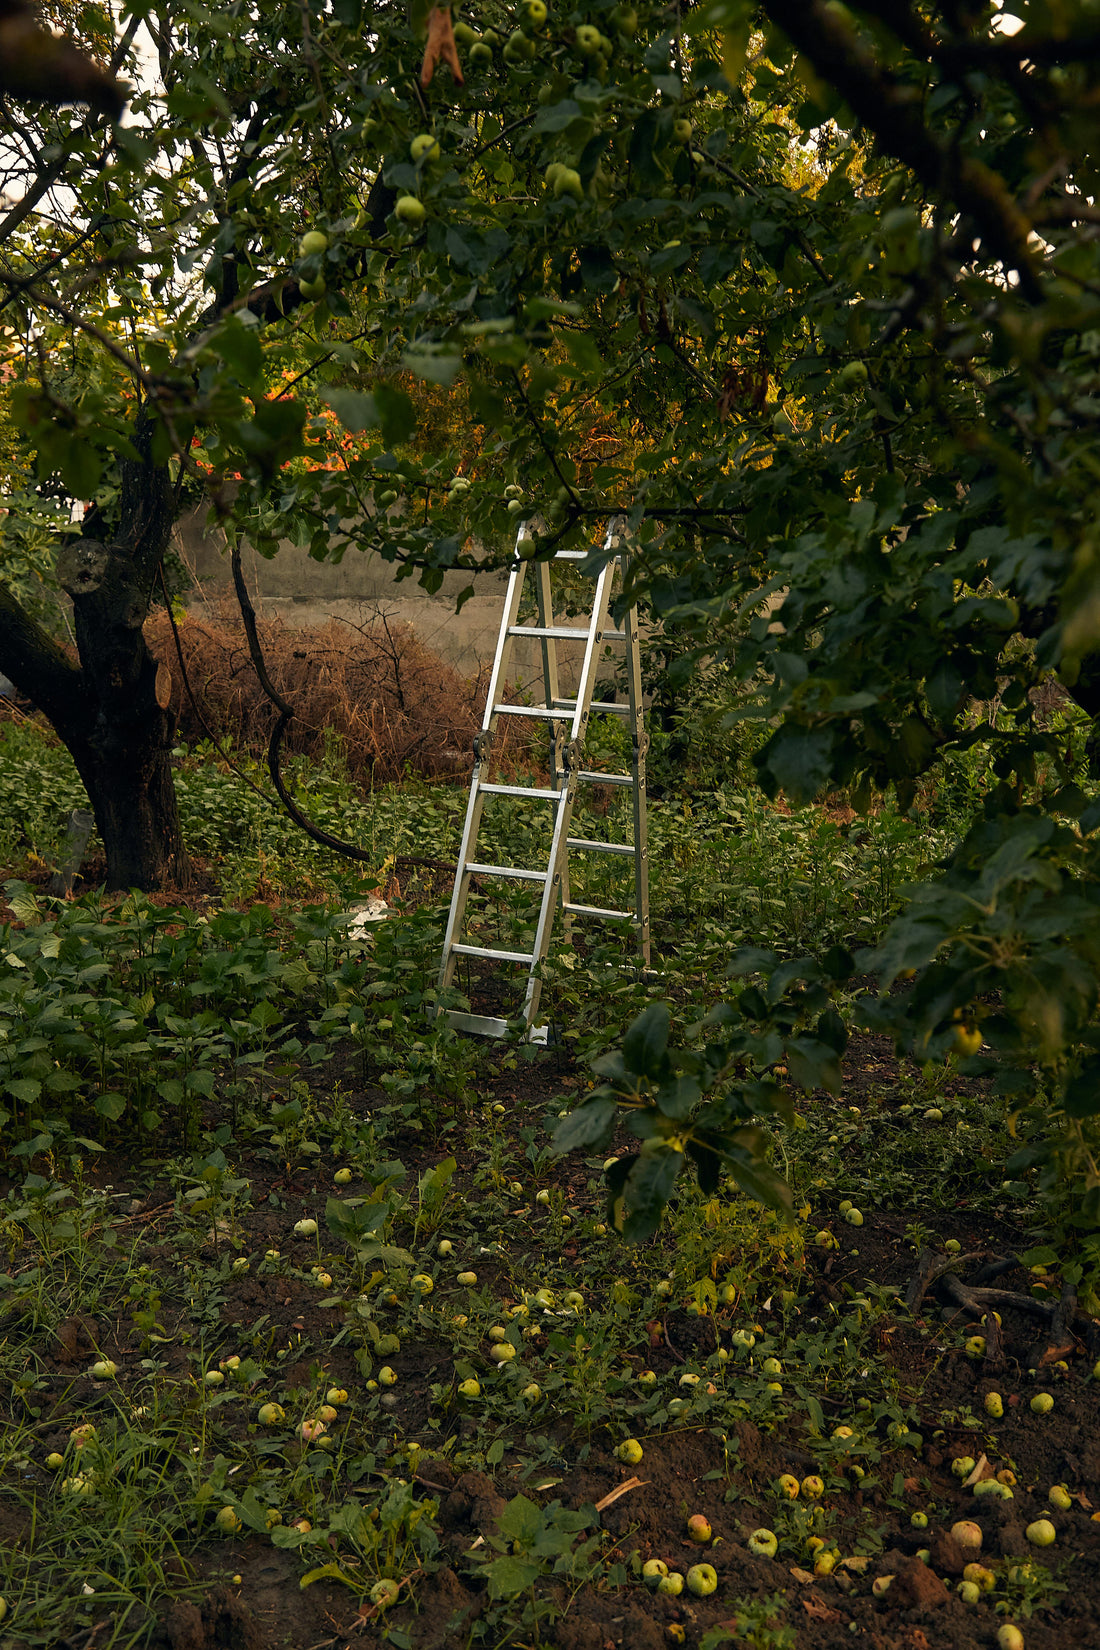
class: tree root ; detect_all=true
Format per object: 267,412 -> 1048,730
905,1247 -> 1088,1368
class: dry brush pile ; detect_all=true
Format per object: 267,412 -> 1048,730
144,604 -> 521,787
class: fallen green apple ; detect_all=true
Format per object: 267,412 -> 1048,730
686,1563 -> 717,1596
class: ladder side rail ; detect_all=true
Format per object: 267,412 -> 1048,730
437,546 -> 530,1004
620,561 -> 652,967
438,784 -> 490,996
567,551 -> 618,749
555,528 -> 625,962
520,768 -> 579,1028
536,551 -> 575,946
561,530 -> 624,953
535,556 -> 565,792
480,551 -> 530,728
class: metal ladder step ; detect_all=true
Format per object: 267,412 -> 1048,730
577,770 -> 632,786
562,901 -> 634,921
554,697 -> 631,716
567,837 -> 637,856
491,704 -> 571,720
478,782 -> 562,799
508,624 -> 594,640
451,942 -> 535,964
466,863 -> 550,882
444,1009 -> 550,1044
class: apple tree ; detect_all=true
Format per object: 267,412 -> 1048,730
4,0 -> 1100,1278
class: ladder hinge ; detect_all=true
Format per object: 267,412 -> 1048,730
473,728 -> 495,761
562,738 -> 584,771
633,730 -> 650,759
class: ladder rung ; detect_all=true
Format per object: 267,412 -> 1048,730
479,782 -> 562,799
552,550 -> 588,561
553,698 -> 631,716
451,943 -> 535,964
492,705 -> 571,719
466,862 -> 550,882
508,625 -> 594,640
562,902 -> 635,921
567,837 -> 636,856
605,630 -> 627,641
444,1009 -> 550,1044
577,770 -> 632,786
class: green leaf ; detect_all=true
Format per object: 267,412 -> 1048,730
759,725 -> 835,803
551,1097 -> 618,1155
785,1038 -> 843,1096
1018,1245 -> 1060,1267
497,1495 -> 543,1545
5,1078 -> 42,1104
402,345 -> 463,386
56,438 -> 103,500
479,1554 -> 542,1599
804,1393 -> 825,1435
300,1562 -> 357,1588
409,0 -> 434,37
207,316 -> 263,384
655,1074 -> 701,1121
724,1136 -> 792,1214
322,388 -> 381,432
621,1147 -> 683,1243
270,1524 -> 314,1549
1064,1065 -> 1100,1119
622,1001 -> 670,1079
372,383 -> 418,445
94,1092 -> 126,1120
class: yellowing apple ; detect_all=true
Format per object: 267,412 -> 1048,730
410,133 -> 441,163
953,1024 -> 982,1057
686,1563 -> 717,1596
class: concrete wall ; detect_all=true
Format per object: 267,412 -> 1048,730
175,509 -> 600,695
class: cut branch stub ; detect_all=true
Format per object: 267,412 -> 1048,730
57,539 -> 109,597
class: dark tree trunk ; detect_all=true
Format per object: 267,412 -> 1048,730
0,418 -> 191,892
0,170 -> 402,892
58,634 -> 189,892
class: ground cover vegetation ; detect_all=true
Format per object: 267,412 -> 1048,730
2,0 -> 1100,1644
0,681 -> 1098,1650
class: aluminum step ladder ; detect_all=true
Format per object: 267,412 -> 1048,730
438,519 -> 650,1041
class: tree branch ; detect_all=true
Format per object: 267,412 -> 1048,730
0,11 -> 138,243
763,0 -> 1043,303
230,543 -> 377,864
0,580 -> 84,729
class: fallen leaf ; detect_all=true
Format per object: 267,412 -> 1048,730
801,1595 -> 844,1623
962,1453 -> 992,1488
420,7 -> 463,87
594,1477 -> 649,1512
